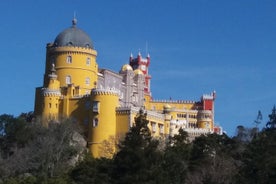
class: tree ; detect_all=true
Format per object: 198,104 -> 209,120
70,154 -> 112,184
240,128 -> 276,183
0,114 -> 33,159
266,105 -> 276,129
161,128 -> 191,183
254,110 -> 262,128
234,125 -> 258,143
0,117 -> 86,182
187,133 -> 239,184
111,109 -> 163,184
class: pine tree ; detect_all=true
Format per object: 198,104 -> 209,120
266,105 -> 276,129
111,109 -> 162,184
254,110 -> 262,128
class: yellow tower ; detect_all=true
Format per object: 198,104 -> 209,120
41,64 -> 61,125
35,18 -> 98,122
88,89 -> 119,158
163,104 -> 172,135
197,110 -> 213,130
44,18 -> 98,96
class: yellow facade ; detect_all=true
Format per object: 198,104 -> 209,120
88,90 -> 119,158
46,46 -> 98,93
34,19 -> 218,158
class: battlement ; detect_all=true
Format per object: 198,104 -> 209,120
42,88 -> 61,97
151,99 -> 196,104
48,45 -> 97,56
91,89 -> 119,96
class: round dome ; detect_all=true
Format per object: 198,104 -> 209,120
134,69 -> 143,75
164,104 -> 171,109
121,64 -> 133,72
54,19 -> 93,49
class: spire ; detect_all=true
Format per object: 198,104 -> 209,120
146,41 -> 148,55
51,63 -> 56,73
72,12 -> 77,27
48,64 -> 57,79
138,49 -> 141,56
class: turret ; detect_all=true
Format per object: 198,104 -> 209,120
129,52 -> 152,96
43,18 -> 98,96
198,91 -> 216,130
88,89 -> 119,158
41,64 -> 61,125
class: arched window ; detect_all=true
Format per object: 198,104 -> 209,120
66,55 -> 72,63
85,77 -> 90,85
86,57 -> 91,65
93,118 -> 98,127
66,75 -> 71,84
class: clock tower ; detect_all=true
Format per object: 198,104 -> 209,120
129,52 -> 151,95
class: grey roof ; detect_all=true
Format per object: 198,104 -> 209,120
54,21 -> 93,49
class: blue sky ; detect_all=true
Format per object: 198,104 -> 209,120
0,0 -> 275,136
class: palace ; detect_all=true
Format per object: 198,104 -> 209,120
34,19 -> 221,158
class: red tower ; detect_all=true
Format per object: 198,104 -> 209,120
129,52 -> 151,95
201,91 -> 216,111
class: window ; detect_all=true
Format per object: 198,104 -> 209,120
66,75 -> 71,84
66,55 -> 72,63
152,122 -> 156,132
85,77 -> 90,85
93,118 -> 98,127
86,57 -> 91,65
159,124 -> 164,134
92,101 -> 100,113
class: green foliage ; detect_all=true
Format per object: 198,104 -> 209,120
161,129 -> 191,183
254,110 -> 263,128
0,114 -> 35,159
2,106 -> 276,184
240,128 -> 276,183
187,133 -> 239,184
111,110 -> 163,184
266,105 -> 276,129
234,125 -> 258,143
0,175 -> 37,184
70,154 -> 111,184
0,114 -> 85,182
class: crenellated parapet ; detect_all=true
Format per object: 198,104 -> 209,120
197,110 -> 212,120
146,110 -> 165,121
91,89 -> 119,96
48,46 -> 97,56
151,99 -> 196,104
42,88 -> 61,97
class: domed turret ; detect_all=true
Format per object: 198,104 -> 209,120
134,69 -> 143,75
54,18 -> 93,48
121,64 -> 133,72
163,104 -> 172,113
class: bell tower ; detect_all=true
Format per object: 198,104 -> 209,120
129,52 -> 151,95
